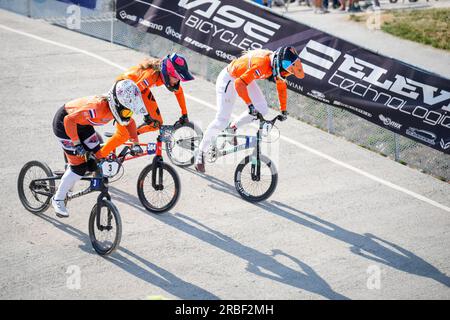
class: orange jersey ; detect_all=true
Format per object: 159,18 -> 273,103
117,65 -> 188,116
63,96 -> 138,158
228,51 -> 288,111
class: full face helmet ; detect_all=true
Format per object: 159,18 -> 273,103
160,53 -> 194,92
107,79 -> 147,126
272,46 -> 304,81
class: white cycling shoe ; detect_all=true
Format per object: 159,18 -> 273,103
52,197 -> 69,218
194,151 -> 206,173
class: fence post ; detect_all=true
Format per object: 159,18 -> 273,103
27,0 -> 31,17
327,105 -> 334,134
110,0 -> 115,43
394,133 -> 400,161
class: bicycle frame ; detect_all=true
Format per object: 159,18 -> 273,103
211,114 -> 282,181
114,124 -> 177,190
30,170 -> 110,202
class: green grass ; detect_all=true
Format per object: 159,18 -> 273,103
381,8 -> 450,51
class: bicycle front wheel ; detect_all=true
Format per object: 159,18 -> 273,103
137,162 -> 180,214
234,155 -> 278,202
17,161 -> 55,214
166,122 -> 203,167
88,199 -> 122,256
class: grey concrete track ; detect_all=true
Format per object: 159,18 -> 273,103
0,9 -> 449,299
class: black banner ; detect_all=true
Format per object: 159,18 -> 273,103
116,0 -> 450,153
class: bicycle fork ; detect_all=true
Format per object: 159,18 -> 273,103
151,136 -> 164,190
251,129 -> 262,181
95,180 -> 113,232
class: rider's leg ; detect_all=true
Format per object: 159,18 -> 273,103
196,68 -> 236,171
198,68 -> 237,154
230,81 -> 268,129
52,154 -> 86,217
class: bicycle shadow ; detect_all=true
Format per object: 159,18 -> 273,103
153,212 -> 349,300
188,172 -> 450,288
35,212 -> 219,299
108,185 -> 348,299
36,213 -> 94,255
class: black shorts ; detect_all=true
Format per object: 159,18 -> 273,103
52,106 -> 101,155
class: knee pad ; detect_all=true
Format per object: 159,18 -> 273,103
70,162 -> 88,176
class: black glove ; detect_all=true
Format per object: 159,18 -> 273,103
174,114 -> 189,127
280,110 -> 288,121
248,104 -> 258,116
143,114 -> 160,128
130,143 -> 143,156
74,143 -> 87,157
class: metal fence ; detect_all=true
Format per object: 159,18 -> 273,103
1,0 -> 448,181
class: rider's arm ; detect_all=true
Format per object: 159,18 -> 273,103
275,79 -> 287,112
95,118 -> 138,158
234,68 -> 258,106
173,85 -> 188,116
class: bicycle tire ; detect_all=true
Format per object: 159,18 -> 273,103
165,122 -> 203,168
88,199 -> 122,256
137,162 -> 180,214
17,161 -> 55,214
234,155 -> 278,202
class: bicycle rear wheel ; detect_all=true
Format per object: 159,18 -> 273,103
17,161 -> 55,214
166,122 -> 203,167
234,155 -> 278,202
88,199 -> 122,256
137,162 -> 180,214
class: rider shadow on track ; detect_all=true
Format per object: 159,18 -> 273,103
267,200 -> 450,288
152,212 -> 349,300
109,184 -> 348,299
187,170 -> 450,288
36,212 -> 218,299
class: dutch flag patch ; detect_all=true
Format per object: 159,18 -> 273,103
255,69 -> 261,77
89,109 -> 96,118
143,79 -> 149,87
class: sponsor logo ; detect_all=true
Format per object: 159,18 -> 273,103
184,37 -> 213,52
298,40 -> 450,131
165,26 -> 182,40
119,10 -> 137,22
310,90 -> 325,99
378,114 -> 402,130
286,79 -> 303,92
138,18 -> 163,31
333,100 -> 372,117
406,127 -> 437,145
440,138 -> 450,150
215,50 -> 236,61
179,0 -> 281,51
307,90 -> 330,103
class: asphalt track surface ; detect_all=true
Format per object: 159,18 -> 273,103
1,9 -> 449,300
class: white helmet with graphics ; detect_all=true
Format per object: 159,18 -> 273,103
107,79 -> 147,126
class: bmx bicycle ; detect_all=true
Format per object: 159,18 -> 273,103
17,153 -> 122,256
206,112 -> 284,202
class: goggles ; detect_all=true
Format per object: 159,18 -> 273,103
120,108 -> 133,119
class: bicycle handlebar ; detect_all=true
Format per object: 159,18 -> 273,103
255,112 -> 284,125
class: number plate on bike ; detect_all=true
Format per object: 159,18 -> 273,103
101,160 -> 120,177
147,143 -> 157,155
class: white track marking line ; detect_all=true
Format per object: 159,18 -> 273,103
2,23 -> 448,213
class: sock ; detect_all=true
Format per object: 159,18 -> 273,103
54,168 -> 82,201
